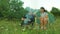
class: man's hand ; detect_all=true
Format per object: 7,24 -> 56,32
21,18 -> 24,20
29,19 -> 31,21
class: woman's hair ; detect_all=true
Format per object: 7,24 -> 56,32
40,7 -> 47,12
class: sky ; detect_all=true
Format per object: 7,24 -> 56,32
21,0 -> 60,11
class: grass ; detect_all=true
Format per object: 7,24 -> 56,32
0,17 -> 60,34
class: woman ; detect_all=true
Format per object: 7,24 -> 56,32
40,7 -> 48,30
36,7 -> 48,30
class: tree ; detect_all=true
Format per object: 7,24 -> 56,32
51,7 -> 60,16
8,0 -> 28,19
0,0 -> 28,20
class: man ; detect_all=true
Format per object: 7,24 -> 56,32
21,12 -> 35,31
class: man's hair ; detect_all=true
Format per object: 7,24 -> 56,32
23,15 -> 26,18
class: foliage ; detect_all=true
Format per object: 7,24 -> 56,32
51,7 -> 60,16
0,0 -> 28,20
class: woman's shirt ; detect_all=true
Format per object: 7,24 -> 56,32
40,12 -> 48,18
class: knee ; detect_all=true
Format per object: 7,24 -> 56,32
44,18 -> 48,21
40,18 -> 43,21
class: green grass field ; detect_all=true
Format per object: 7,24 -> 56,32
0,17 -> 60,34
